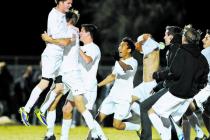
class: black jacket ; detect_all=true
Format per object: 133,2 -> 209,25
153,43 -> 180,92
167,44 -> 209,99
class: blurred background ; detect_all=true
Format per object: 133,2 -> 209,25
0,0 -> 209,126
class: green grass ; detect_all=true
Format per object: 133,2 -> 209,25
0,125 -> 208,140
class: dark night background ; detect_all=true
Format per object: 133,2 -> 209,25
1,0 -> 210,57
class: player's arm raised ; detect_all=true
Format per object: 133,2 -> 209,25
98,74 -> 116,87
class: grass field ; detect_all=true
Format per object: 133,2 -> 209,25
0,125 -> 208,140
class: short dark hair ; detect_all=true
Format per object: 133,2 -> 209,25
81,24 -> 98,40
55,0 -> 67,4
122,37 -> 135,53
65,10 -> 80,25
166,26 -> 182,36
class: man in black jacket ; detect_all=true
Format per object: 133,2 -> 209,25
148,26 -> 209,140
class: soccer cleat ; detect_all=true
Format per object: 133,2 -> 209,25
34,108 -> 47,126
91,137 -> 101,140
177,133 -> 184,140
44,135 -> 56,140
19,107 -> 30,126
195,135 -> 208,140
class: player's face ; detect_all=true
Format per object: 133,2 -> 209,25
202,33 -> 210,49
164,30 -> 173,46
135,42 -> 143,52
118,41 -> 131,58
59,0 -> 73,13
80,27 -> 90,42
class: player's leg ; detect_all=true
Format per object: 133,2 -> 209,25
19,78 -> 52,126
148,92 -> 186,140
44,93 -> 63,140
140,88 -> 168,140
60,100 -> 74,140
113,102 -> 141,132
35,76 -> 63,125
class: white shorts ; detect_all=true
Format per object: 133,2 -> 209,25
152,91 -> 192,120
193,84 -> 210,112
41,54 -> 63,78
66,90 -> 96,110
62,70 -> 85,96
132,80 -> 157,102
84,90 -> 97,110
99,95 -> 131,120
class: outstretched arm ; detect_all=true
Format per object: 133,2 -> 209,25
98,74 -> 116,87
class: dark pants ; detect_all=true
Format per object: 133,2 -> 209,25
140,88 -> 168,140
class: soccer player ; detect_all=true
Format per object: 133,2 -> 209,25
190,29 -> 210,140
40,23 -> 105,140
37,9 -> 80,140
130,34 -> 160,115
60,24 -> 106,140
95,37 -> 139,136
19,0 -> 74,126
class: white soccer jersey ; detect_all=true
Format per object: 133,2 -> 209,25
42,8 -> 68,57
59,26 -> 80,73
41,8 -> 69,78
47,8 -> 68,39
201,47 -> 210,85
109,57 -> 138,103
79,43 -> 101,92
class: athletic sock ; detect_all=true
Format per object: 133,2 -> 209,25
46,110 -> 56,137
25,86 -> 42,113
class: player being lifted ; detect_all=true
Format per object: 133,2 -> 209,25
19,0 -> 74,126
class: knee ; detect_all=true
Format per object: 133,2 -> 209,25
62,104 -> 73,116
113,121 -> 120,130
54,84 -> 63,94
38,79 -> 50,89
113,121 -> 123,130
148,108 -> 155,115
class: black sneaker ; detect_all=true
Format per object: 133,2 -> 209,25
44,135 -> 56,140
136,129 -> 141,139
195,135 -> 208,140
91,138 -> 100,140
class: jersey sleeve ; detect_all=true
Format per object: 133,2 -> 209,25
85,46 -> 100,62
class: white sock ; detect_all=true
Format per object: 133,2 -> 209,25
82,110 -> 98,138
131,102 -> 140,116
124,122 -> 141,131
188,113 -> 204,138
60,119 -> 72,140
25,86 -> 42,113
40,91 -> 57,114
82,110 -> 95,130
46,110 -> 56,137
149,113 -> 171,140
195,124 -> 204,138
93,120 -> 107,140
